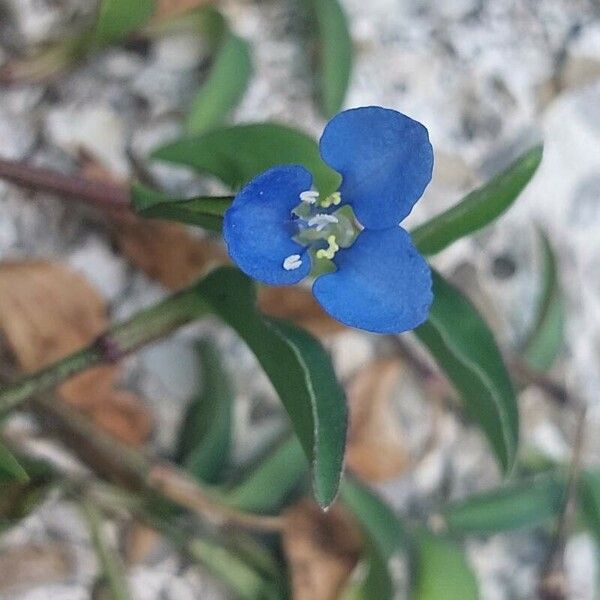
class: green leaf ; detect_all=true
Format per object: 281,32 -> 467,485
187,537 -> 284,600
224,437 -> 307,513
341,480 -> 406,600
411,531 -> 478,600
0,442 -> 29,484
152,123 -> 341,196
341,479 -> 408,558
443,472 -> 565,534
302,0 -> 352,118
412,146 -> 543,256
195,267 -> 347,508
186,32 -> 252,134
177,341 -> 233,484
93,0 -> 155,45
415,271 -> 519,473
522,230 -> 565,371
579,470 -> 600,542
130,182 -> 232,232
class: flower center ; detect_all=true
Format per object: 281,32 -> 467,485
282,190 -> 361,274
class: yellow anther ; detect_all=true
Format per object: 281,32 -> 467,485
320,192 -> 341,208
316,235 -> 339,260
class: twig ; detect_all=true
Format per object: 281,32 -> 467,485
0,283 -> 211,414
0,158 -> 129,210
538,403 -> 587,600
30,393 -> 282,533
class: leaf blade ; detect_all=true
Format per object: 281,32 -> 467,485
302,0 -> 352,118
522,230 -> 565,371
177,341 -> 233,484
412,531 -> 478,600
415,271 -> 519,473
93,0 -> 155,45
224,437 -> 307,513
186,32 -> 252,134
196,267 -> 347,507
130,182 -> 232,232
412,146 -> 543,255
443,472 -> 565,534
0,442 -> 29,484
152,123 -> 341,196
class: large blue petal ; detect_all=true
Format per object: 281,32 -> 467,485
320,107 -> 433,229
312,227 -> 432,333
223,166 -> 312,285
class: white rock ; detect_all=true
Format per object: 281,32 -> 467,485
44,104 -> 129,178
152,33 -> 208,72
0,109 -> 37,160
67,236 -> 129,302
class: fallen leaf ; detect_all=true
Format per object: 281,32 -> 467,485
345,359 -> 409,482
124,522 -> 163,565
112,217 -> 228,290
258,286 -> 345,337
0,261 -> 151,446
282,499 -> 362,600
0,542 -> 73,594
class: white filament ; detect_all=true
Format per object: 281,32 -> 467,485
307,214 -> 339,232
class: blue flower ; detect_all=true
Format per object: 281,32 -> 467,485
223,106 -> 434,334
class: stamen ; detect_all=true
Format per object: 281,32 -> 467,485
300,190 -> 319,204
283,254 -> 303,270
316,235 -> 340,260
320,192 -> 342,208
307,213 -> 339,232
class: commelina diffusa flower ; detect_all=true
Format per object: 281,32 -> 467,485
223,106 -> 434,334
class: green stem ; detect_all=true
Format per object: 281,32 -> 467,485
82,499 -> 132,600
0,283 -> 210,415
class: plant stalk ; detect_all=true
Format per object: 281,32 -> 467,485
0,283 -> 210,415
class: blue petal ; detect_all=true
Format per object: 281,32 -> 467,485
312,227 -> 432,333
223,166 -> 312,285
320,106 -> 433,229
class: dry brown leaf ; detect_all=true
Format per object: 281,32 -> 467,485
113,217 -> 228,290
282,499 -> 362,600
346,358 -> 409,482
258,286 -> 345,337
124,522 -> 163,565
0,261 -> 151,446
0,542 -> 73,594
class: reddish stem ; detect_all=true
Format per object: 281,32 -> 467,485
0,158 -> 130,210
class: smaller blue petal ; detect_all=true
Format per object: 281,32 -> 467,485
223,166 -> 312,285
312,228 -> 432,333
320,106 -> 433,229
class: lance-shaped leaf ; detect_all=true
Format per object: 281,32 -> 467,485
302,0 -> 352,118
412,146 -> 543,255
0,443 -> 29,484
131,182 -> 232,232
186,27 -> 252,134
443,472 -> 565,534
341,480 -> 406,600
196,268 -> 347,508
93,0 -> 155,45
176,341 -> 233,484
223,436 -> 307,513
411,531 -> 478,599
522,230 -> 565,371
579,470 -> 600,542
415,271 -> 519,473
152,123 -> 341,196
